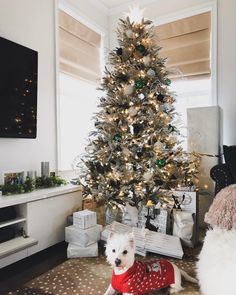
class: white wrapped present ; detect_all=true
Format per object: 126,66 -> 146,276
65,224 -> 102,246
73,209 -> 97,229
67,242 -> 98,258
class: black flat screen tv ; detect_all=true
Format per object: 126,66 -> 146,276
0,36 -> 38,138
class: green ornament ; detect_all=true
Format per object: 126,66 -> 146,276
113,133 -> 122,142
135,79 -> 144,89
164,78 -> 171,86
136,44 -> 146,53
156,159 -> 166,168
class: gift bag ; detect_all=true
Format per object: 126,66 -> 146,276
105,203 -> 122,225
82,197 -> 105,226
121,203 -> 139,227
173,210 -> 194,247
137,206 -> 170,234
171,191 -> 198,246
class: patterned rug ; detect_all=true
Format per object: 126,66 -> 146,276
6,248 -> 200,295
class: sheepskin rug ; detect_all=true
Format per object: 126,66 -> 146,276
205,184 -> 236,230
197,227 -> 236,295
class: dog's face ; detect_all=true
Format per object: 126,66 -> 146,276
105,232 -> 135,270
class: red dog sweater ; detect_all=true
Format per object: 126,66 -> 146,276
111,259 -> 175,294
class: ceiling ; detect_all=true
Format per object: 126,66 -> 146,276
97,0 -> 157,15
99,0 -> 134,9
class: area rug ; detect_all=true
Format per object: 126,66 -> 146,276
6,250 -> 200,295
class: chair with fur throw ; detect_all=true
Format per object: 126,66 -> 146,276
197,184 -> 236,295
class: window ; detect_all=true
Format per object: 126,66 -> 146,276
57,9 -> 103,171
170,77 -> 211,149
155,11 -> 213,148
58,73 -> 100,170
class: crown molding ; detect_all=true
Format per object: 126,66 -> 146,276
153,0 -> 217,26
87,0 -> 110,15
59,0 -> 108,36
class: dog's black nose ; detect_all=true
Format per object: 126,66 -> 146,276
115,258 -> 121,266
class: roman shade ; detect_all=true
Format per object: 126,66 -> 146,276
59,10 -> 101,83
155,12 -> 211,79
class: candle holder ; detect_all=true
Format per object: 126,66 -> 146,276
41,162 -> 49,178
27,171 -> 37,180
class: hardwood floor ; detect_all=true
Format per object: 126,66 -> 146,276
0,242 -> 67,295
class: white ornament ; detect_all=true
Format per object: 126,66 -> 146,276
138,93 -> 145,100
147,68 -> 155,77
125,29 -> 133,38
154,141 -> 164,152
86,174 -> 91,181
123,84 -> 134,95
142,55 -> 151,66
128,106 -> 138,116
143,171 -> 153,182
129,125 -> 134,134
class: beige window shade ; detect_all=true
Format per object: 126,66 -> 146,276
59,10 -> 101,83
155,12 -> 211,79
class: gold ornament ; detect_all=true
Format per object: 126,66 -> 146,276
123,84 -> 134,95
142,55 -> 151,66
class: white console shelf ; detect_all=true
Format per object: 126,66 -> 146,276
0,184 -> 81,208
0,184 -> 82,268
0,237 -> 38,259
0,217 -> 26,229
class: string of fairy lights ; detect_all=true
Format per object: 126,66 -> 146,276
77,15 -> 201,207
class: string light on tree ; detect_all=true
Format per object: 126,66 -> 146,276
77,13 -> 200,207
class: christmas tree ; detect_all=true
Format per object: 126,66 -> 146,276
77,16 -> 200,208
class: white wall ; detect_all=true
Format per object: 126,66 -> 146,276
217,0 -> 236,145
0,0 -> 56,177
109,0 -> 236,146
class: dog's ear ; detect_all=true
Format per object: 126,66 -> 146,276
128,233 -> 135,248
108,232 -> 114,240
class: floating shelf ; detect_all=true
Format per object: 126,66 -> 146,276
0,217 -> 27,229
0,236 -> 38,259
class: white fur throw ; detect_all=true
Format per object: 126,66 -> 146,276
197,228 -> 236,295
205,184 -> 236,230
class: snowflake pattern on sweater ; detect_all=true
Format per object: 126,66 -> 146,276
111,259 -> 175,295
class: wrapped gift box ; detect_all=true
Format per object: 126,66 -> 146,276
73,209 -> 97,229
65,224 -> 102,246
67,242 -> 98,258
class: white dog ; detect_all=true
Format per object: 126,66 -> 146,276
104,232 -> 197,295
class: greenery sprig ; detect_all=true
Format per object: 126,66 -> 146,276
0,176 -> 67,196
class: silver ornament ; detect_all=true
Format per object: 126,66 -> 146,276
143,171 -> 153,181
128,106 -> 138,116
163,103 -> 172,112
147,68 -> 156,77
125,29 -> 133,38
